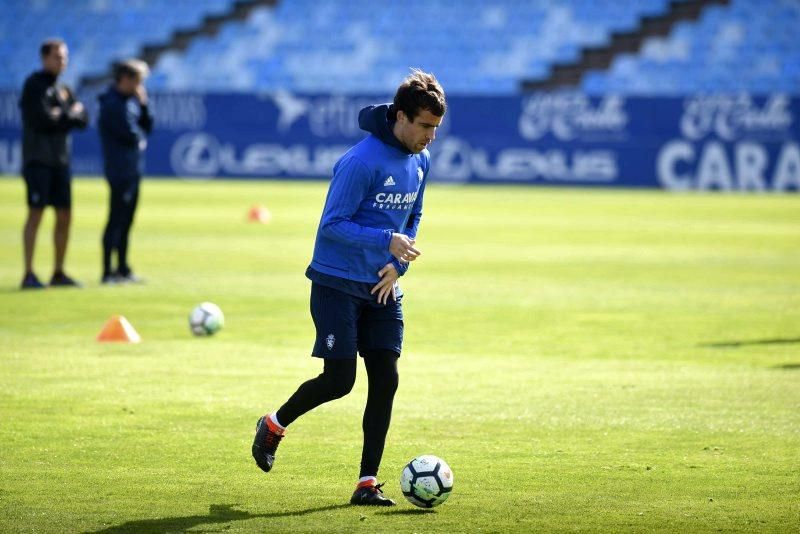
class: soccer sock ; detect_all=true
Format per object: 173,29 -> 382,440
357,476 -> 377,488
275,358 -> 356,427
267,412 -> 286,435
358,350 -> 399,479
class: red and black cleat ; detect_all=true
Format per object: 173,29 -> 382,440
251,415 -> 284,473
350,482 -> 396,506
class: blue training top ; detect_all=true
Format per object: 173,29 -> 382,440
97,85 -> 154,182
306,103 -> 430,299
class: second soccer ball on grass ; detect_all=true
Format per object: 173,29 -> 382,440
189,302 -> 224,336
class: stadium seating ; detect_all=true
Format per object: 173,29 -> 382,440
581,0 -> 800,94
1,0 -> 797,95
148,0 -> 672,94
0,0 -> 235,89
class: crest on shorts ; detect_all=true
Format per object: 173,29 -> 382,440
326,334 -> 335,350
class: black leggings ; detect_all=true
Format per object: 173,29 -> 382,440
275,350 -> 399,478
102,180 -> 139,276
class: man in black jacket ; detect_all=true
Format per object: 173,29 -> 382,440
98,59 -> 154,284
19,39 -> 88,289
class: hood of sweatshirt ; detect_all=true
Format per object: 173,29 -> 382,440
357,103 -> 411,155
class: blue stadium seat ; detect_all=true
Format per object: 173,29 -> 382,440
581,0 -> 800,95
3,0 -> 793,95
0,0 -> 238,89
148,0 -> 673,94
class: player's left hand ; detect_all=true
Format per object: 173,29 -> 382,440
371,263 -> 399,305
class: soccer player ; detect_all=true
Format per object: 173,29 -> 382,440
97,59 -> 153,284
19,39 -> 88,289
252,70 -> 446,506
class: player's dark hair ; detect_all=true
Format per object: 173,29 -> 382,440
113,59 -> 149,82
393,69 -> 446,121
40,38 -> 65,57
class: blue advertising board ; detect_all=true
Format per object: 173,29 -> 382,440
1,90 -> 798,191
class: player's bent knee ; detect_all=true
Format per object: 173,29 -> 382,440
330,383 -> 353,400
320,359 -> 356,399
325,373 -> 355,399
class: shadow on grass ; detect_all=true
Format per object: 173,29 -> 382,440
773,363 -> 800,370
378,508 -> 437,515
2,287 -> 33,293
700,337 -> 800,348
91,503 -> 351,533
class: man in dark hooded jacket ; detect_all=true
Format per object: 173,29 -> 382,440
251,70 -> 446,506
97,59 -> 153,284
19,39 -> 88,289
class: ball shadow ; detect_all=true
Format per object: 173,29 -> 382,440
378,508 -> 438,515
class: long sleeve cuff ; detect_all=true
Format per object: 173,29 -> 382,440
390,257 -> 409,276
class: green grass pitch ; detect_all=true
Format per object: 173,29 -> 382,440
1,178 -> 799,532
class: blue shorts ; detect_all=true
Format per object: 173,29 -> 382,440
23,163 -> 71,209
310,282 -> 403,359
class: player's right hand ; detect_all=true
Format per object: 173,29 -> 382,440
135,85 -> 148,105
390,233 -> 421,263
371,263 -> 399,305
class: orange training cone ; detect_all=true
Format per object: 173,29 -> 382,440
247,205 -> 272,224
97,315 -> 141,343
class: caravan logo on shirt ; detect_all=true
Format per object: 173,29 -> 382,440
373,191 -> 418,210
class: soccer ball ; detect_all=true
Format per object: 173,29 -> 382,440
400,455 -> 453,508
189,302 -> 224,336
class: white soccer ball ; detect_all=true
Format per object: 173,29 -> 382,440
189,302 -> 224,336
400,454 -> 454,508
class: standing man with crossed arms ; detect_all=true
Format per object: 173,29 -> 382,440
19,38 -> 88,289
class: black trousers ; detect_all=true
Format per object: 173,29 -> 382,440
275,350 -> 399,479
102,177 -> 140,276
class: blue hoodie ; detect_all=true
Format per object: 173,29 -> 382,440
97,85 -> 153,182
306,103 -> 430,299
